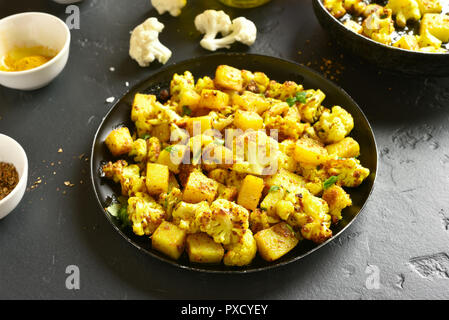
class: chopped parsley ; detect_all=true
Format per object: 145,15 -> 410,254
260,207 -> 268,211
323,176 -> 338,190
182,105 -> 192,116
141,134 -> 151,140
268,185 -> 281,192
286,91 -> 308,107
164,145 -> 177,154
286,97 -> 296,107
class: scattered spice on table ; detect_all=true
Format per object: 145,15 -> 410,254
0,162 -> 19,200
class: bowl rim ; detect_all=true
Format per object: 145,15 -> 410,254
313,0 -> 449,56
90,52 -> 379,273
0,133 -> 28,206
0,11 -> 71,76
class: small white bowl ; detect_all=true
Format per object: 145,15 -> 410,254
0,134 -> 28,219
0,12 -> 71,90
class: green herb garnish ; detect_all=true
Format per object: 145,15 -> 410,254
269,185 -> 281,192
295,91 -> 307,104
182,105 -> 192,116
141,134 -> 151,140
260,207 -> 268,211
286,97 -> 296,107
106,203 -> 121,217
323,176 -> 338,190
164,145 -> 177,154
117,205 -> 131,228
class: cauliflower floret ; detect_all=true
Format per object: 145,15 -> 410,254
324,158 -> 370,188
265,80 -> 303,101
223,229 -> 257,266
300,221 -> 333,244
241,70 -> 270,93
313,106 -> 354,144
362,7 -> 395,45
127,192 -> 166,236
129,138 -> 147,163
170,71 -> 195,102
129,17 -> 172,67
195,13 -> 257,51
264,106 -> 306,140
322,185 -> 352,223
385,0 -> 421,27
197,199 -> 249,245
102,161 -> 146,196
151,0 -> 186,17
172,201 -> 210,233
297,89 -> 326,123
158,187 -> 183,220
343,0 -> 367,14
102,159 -> 128,183
249,208 -> 274,234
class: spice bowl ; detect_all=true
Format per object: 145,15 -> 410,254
0,12 -> 71,90
0,134 -> 28,219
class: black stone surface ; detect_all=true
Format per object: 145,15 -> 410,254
1,0 -> 449,299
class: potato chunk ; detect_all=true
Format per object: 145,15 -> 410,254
233,110 -> 264,131
146,163 -> 169,195
186,233 -> 224,264
105,127 -> 133,157
254,222 -> 299,262
183,170 -> 219,203
294,136 -> 328,165
186,116 -> 213,136
237,175 -> 265,211
420,13 -> 449,42
232,91 -> 271,114
325,137 -> 360,158
198,89 -> 230,110
131,93 -> 155,122
416,0 -> 442,14
214,65 -> 244,91
152,221 -> 187,260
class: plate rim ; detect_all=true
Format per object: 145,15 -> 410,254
90,52 -> 379,274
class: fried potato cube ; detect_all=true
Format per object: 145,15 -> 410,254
157,145 -> 188,174
325,137 -> 360,158
146,163 -> 169,195
198,89 -> 230,110
420,13 -> 449,42
214,65 -> 244,91
186,233 -> 224,264
294,136 -> 328,165
131,93 -> 155,122
254,222 -> 299,262
105,127 -> 133,157
416,0 -> 442,14
232,91 -> 271,114
237,175 -> 265,211
183,171 -> 219,203
179,89 -> 201,111
186,116 -> 213,136
393,35 -> 420,50
152,221 -> 187,260
233,110 -> 264,131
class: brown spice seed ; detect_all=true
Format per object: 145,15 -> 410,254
0,162 -> 19,200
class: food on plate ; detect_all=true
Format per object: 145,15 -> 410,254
151,0 -> 187,17
0,46 -> 57,72
129,17 -> 172,67
323,0 -> 449,52
195,10 -> 257,51
0,162 -> 19,200
101,65 -> 370,266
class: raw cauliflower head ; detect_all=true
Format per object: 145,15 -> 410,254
197,199 -> 249,245
151,0 -> 186,17
223,229 -> 257,266
127,192 -> 166,236
129,17 -> 172,67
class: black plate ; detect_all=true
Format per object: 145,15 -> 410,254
90,53 -> 378,273
312,0 -> 449,76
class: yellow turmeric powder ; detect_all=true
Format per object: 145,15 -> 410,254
0,46 -> 57,72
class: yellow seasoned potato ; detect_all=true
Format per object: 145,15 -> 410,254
186,233 -> 224,264
254,222 -> 299,262
233,110 -> 264,131
146,163 -> 169,195
420,13 -> 449,42
198,89 -> 230,110
105,127 -> 133,157
237,175 -> 265,211
183,170 -> 218,203
325,137 -> 360,158
101,64 -> 371,266
152,221 -> 187,260
416,0 -> 442,14
393,35 -> 420,50
294,136 -> 328,165
214,65 -> 244,91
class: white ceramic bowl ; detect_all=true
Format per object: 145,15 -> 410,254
0,134 -> 28,219
0,12 -> 71,90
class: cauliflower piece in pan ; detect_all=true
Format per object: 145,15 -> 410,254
324,157 -> 370,188
127,192 -> 166,236
313,106 -> 354,144
223,229 -> 257,266
362,7 -> 395,45
197,199 -> 249,245
386,0 -> 421,28
323,0 -> 346,18
322,185 -> 352,223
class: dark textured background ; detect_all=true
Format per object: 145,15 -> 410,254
1,0 -> 448,299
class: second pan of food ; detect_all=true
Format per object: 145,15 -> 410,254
90,53 -> 378,273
